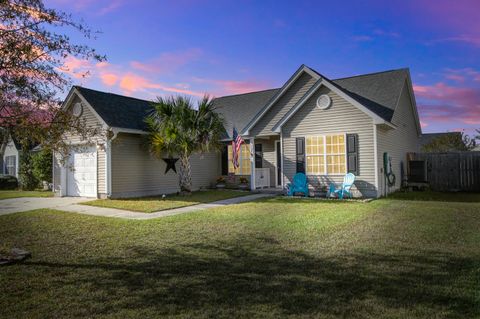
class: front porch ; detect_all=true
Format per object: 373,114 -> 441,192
248,135 -> 282,191
223,135 -> 282,191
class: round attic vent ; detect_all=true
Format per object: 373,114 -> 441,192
72,102 -> 83,117
316,94 -> 332,110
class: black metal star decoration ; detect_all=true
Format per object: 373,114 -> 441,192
163,158 -> 178,174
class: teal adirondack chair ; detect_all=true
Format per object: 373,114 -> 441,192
287,173 -> 308,197
333,173 -> 356,199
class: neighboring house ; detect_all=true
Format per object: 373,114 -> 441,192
2,134 -> 21,177
55,64 -> 422,198
419,132 -> 463,151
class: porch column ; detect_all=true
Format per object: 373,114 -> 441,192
249,138 -> 255,190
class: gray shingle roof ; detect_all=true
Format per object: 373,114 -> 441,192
73,67 -> 409,136
215,68 -> 409,137
76,86 -> 154,131
213,88 -> 280,139
332,68 -> 409,121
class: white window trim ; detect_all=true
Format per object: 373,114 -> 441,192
305,133 -> 348,176
5,155 -> 17,176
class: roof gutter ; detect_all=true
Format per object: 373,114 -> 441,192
111,127 -> 149,135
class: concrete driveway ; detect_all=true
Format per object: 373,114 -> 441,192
0,197 -> 91,216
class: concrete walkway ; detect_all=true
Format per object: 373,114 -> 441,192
0,193 -> 275,220
0,197 -> 90,216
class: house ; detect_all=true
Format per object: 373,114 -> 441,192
419,132 -> 471,152
1,134 -> 21,177
54,64 -> 422,198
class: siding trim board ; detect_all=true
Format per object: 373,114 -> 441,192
403,72 -> 422,136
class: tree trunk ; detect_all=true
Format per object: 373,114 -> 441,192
178,154 -> 192,195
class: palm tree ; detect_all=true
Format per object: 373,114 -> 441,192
145,95 -> 224,194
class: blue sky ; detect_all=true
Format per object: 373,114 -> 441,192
46,0 -> 480,135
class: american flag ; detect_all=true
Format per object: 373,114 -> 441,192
232,127 -> 244,169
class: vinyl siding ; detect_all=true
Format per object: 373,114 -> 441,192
249,72 -> 317,137
376,81 -> 421,195
58,93 -> 107,197
282,85 -> 377,197
111,133 -> 220,198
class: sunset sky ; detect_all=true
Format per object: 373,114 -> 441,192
45,0 -> 480,135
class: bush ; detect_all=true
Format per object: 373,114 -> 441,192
32,149 -> 52,183
18,151 -> 38,190
0,175 -> 18,190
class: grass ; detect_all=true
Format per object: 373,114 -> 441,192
0,190 -> 53,200
1,193 -> 479,318
387,190 -> 480,202
81,189 -> 251,213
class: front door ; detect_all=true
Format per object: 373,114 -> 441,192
276,141 -> 281,186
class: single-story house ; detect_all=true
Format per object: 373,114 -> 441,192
54,64 -> 422,198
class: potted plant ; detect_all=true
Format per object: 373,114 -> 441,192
238,177 -> 249,190
216,176 -> 226,189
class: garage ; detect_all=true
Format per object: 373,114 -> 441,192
66,147 -> 97,197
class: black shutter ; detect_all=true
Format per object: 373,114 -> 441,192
346,134 -> 358,175
255,144 -> 263,168
221,144 -> 228,175
296,137 -> 305,173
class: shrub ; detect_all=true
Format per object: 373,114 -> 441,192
0,175 -> 18,190
32,149 -> 52,183
18,151 -> 38,190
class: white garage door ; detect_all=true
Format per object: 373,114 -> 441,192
67,147 -> 97,197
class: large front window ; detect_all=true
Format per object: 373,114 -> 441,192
228,144 -> 251,175
306,134 -> 346,175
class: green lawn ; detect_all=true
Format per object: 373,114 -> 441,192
1,194 -> 479,318
81,189 -> 251,213
387,190 -> 480,202
0,190 -> 53,200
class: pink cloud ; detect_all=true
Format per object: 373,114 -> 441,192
445,74 -> 465,83
119,73 -> 204,97
47,0 -> 125,15
97,0 -> 124,15
100,73 -> 118,86
130,48 -> 203,74
193,77 -> 271,96
414,0 -> 480,47
60,56 -> 92,79
420,121 -> 428,128
414,82 -> 480,125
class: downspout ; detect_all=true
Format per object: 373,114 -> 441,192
249,137 -> 255,190
280,129 -> 284,189
373,123 -> 380,198
106,129 -> 119,198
